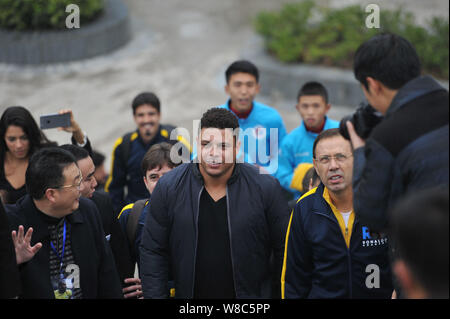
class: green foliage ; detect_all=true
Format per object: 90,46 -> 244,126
0,0 -> 104,30
254,1 -> 449,79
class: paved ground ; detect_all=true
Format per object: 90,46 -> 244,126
0,0 -> 448,169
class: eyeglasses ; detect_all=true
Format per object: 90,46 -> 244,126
54,178 -> 82,190
52,170 -> 83,190
315,153 -> 353,165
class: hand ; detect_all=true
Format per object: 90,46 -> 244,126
122,277 -> 143,299
12,225 -> 42,265
346,121 -> 366,149
57,109 -> 85,144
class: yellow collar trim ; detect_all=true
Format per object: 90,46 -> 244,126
322,188 -> 355,248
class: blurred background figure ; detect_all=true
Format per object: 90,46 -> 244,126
92,150 -> 109,192
390,187 -> 449,299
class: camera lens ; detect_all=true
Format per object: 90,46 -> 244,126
339,115 -> 353,140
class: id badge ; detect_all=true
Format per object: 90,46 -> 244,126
52,272 -> 73,299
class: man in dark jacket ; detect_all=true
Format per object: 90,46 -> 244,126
282,129 -> 393,298
5,147 -> 123,299
347,33 -> 449,232
140,108 -> 290,299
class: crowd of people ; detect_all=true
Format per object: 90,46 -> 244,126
0,33 -> 448,299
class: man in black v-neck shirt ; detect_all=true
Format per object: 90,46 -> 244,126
140,108 -> 290,299
194,191 -> 235,299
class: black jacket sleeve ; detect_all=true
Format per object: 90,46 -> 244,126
352,140 -> 395,232
264,177 -> 290,298
0,201 -> 21,298
139,181 -> 170,299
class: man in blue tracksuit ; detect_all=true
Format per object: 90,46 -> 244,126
282,129 -> 393,298
105,92 -> 190,213
217,60 -> 287,174
276,82 -> 339,199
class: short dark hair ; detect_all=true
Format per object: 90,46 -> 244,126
200,108 -> 240,132
389,187 -> 449,298
131,92 -> 161,114
91,150 -> 105,167
225,60 -> 259,83
26,147 -> 77,200
141,142 -> 178,176
59,144 -> 89,161
353,33 -> 421,90
312,128 -> 349,159
297,81 -> 329,104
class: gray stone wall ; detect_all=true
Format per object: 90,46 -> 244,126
0,0 -> 131,65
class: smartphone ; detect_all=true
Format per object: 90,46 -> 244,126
40,113 -> 71,130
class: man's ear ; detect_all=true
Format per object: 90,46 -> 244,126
44,188 -> 58,203
255,83 -> 261,94
235,138 -> 241,153
224,83 -> 230,95
366,77 -> 382,95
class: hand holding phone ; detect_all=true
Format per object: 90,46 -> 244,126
39,113 -> 71,130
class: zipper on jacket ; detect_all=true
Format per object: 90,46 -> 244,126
191,186 -> 204,298
225,188 -> 238,298
314,210 -> 353,298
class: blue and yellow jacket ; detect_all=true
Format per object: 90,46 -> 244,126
105,125 -> 191,213
275,117 -> 339,198
281,183 -> 393,299
117,199 -> 150,263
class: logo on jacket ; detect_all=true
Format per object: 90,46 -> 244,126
362,226 -> 388,247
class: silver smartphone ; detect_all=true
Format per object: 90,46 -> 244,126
40,113 -> 71,130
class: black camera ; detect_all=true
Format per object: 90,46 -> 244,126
339,103 -> 383,140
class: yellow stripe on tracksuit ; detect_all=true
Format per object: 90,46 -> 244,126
117,203 -> 134,219
161,129 -> 192,154
281,187 -> 318,299
104,136 -> 123,192
280,187 -> 355,298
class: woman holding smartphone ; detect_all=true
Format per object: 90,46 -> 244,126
0,106 -> 91,204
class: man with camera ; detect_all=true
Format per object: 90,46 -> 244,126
341,33 -> 449,232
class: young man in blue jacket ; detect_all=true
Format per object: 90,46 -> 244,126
276,82 -> 339,199
140,108 -> 290,299
282,128 -> 393,298
217,60 -> 287,175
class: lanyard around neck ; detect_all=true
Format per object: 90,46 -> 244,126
50,220 -> 67,272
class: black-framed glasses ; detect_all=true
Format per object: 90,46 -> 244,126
315,153 -> 353,165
